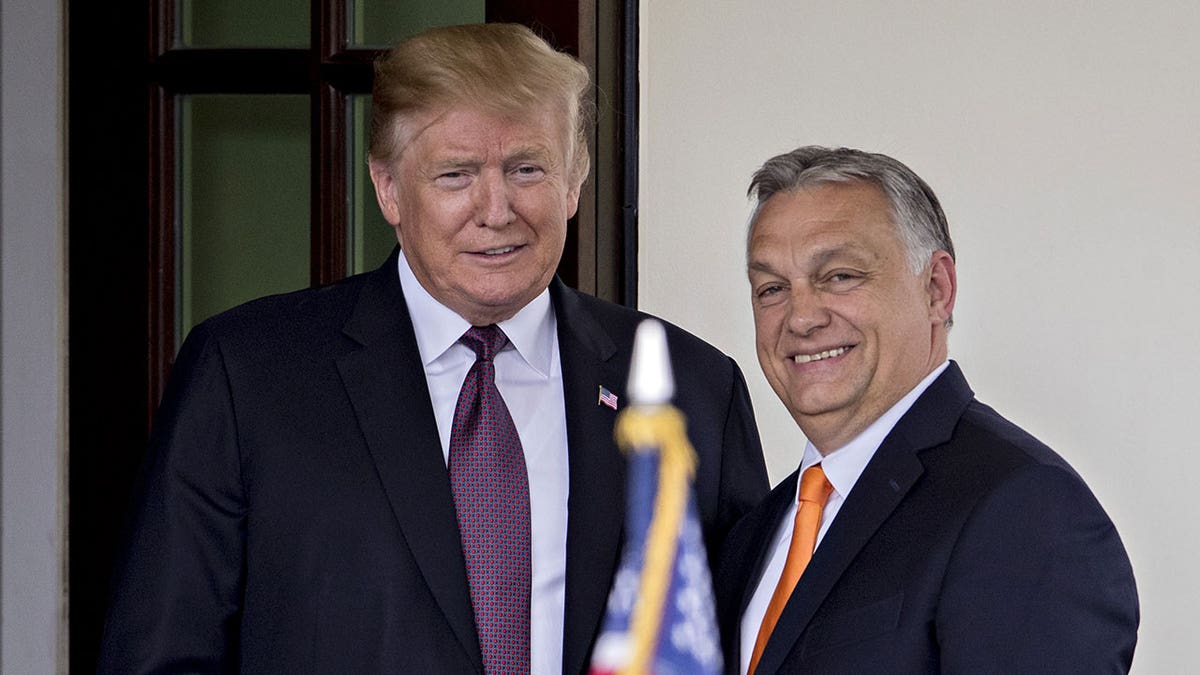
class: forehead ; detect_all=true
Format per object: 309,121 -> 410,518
748,182 -> 900,260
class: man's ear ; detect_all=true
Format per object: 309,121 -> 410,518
566,181 -> 581,220
368,157 -> 402,226
927,250 -> 957,324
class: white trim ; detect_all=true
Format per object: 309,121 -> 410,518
1,0 -> 68,670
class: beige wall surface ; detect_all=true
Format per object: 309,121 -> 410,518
639,1 -> 1199,672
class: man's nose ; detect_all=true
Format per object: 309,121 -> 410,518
478,171 -> 516,227
785,285 -> 831,336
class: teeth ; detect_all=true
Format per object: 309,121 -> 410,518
794,347 -> 848,364
484,246 -> 516,255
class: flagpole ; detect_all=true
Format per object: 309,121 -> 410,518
617,406 -> 695,674
619,320 -> 694,674
589,319 -> 723,675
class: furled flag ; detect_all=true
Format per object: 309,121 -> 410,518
589,320 -> 723,675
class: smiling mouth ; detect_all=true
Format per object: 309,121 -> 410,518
479,245 -> 518,256
793,346 -> 850,364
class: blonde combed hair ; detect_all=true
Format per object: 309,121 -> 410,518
370,23 -> 592,187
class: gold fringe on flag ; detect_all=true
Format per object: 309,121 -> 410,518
613,405 -> 698,675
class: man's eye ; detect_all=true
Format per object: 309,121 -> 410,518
826,271 -> 862,284
756,284 -> 785,301
435,172 -> 471,188
512,165 -> 545,181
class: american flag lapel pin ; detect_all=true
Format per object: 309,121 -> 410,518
598,385 -> 618,410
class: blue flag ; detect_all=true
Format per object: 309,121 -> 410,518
589,407 -> 722,675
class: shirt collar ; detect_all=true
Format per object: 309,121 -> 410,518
397,249 -> 556,376
799,360 -> 950,500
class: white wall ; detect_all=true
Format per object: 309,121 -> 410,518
0,0 -> 66,672
639,2 -> 1198,672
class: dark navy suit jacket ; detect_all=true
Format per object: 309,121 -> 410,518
716,362 -> 1138,674
99,248 -> 769,674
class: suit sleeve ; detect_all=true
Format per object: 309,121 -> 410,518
711,357 -> 770,559
99,325 -> 247,674
936,463 -> 1139,674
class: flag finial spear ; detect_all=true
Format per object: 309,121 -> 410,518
628,319 -> 674,406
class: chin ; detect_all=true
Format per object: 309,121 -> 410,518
461,294 -> 527,322
788,389 -> 853,419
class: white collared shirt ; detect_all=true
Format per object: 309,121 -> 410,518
397,251 -> 569,674
738,361 -> 950,674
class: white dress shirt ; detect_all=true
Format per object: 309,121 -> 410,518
738,361 -> 949,674
397,251 -> 569,675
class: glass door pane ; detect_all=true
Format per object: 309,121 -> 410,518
346,0 -> 484,47
179,0 -> 310,48
178,94 -> 311,336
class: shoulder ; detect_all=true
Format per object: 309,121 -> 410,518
902,364 -> 1086,488
943,398 -> 1083,485
199,271 -> 371,337
931,401 -> 1139,670
903,387 -> 1124,558
184,270 -> 376,361
926,397 -> 1124,557
555,283 -> 738,373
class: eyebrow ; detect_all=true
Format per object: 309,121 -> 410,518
504,144 -> 554,165
747,259 -> 781,275
427,144 -> 554,171
429,156 -> 479,170
811,245 -> 875,267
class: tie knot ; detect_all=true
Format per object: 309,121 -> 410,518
460,324 -> 509,362
799,464 -> 833,505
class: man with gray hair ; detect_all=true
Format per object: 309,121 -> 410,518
716,146 -> 1138,673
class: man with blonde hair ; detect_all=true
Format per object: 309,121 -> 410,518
101,24 -> 768,674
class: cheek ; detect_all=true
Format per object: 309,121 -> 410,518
404,203 -> 465,242
516,186 -> 573,221
406,185 -> 472,220
753,312 -> 784,365
752,304 -> 782,337
396,220 -> 450,262
533,215 -> 569,254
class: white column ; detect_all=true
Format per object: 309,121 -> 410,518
0,0 -> 67,671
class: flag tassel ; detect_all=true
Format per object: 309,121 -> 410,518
616,407 -> 697,674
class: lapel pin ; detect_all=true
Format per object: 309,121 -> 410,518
598,385 -> 619,410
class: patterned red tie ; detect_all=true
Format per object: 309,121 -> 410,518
449,325 -> 531,674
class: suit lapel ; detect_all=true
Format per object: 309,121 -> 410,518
755,363 -> 975,674
335,252 -> 483,672
552,281 -> 628,675
716,473 -> 800,675
754,443 -> 924,674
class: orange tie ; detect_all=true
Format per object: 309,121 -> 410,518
747,464 -> 833,675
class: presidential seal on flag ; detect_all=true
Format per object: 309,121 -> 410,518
589,319 -> 723,675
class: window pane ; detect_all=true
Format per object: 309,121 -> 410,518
178,95 -> 310,336
179,0 -> 309,48
346,0 -> 484,48
347,94 -> 398,274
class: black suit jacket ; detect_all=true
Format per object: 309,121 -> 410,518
717,362 -> 1138,674
100,250 -> 768,674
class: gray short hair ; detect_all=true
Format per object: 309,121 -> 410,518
747,146 -> 954,273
